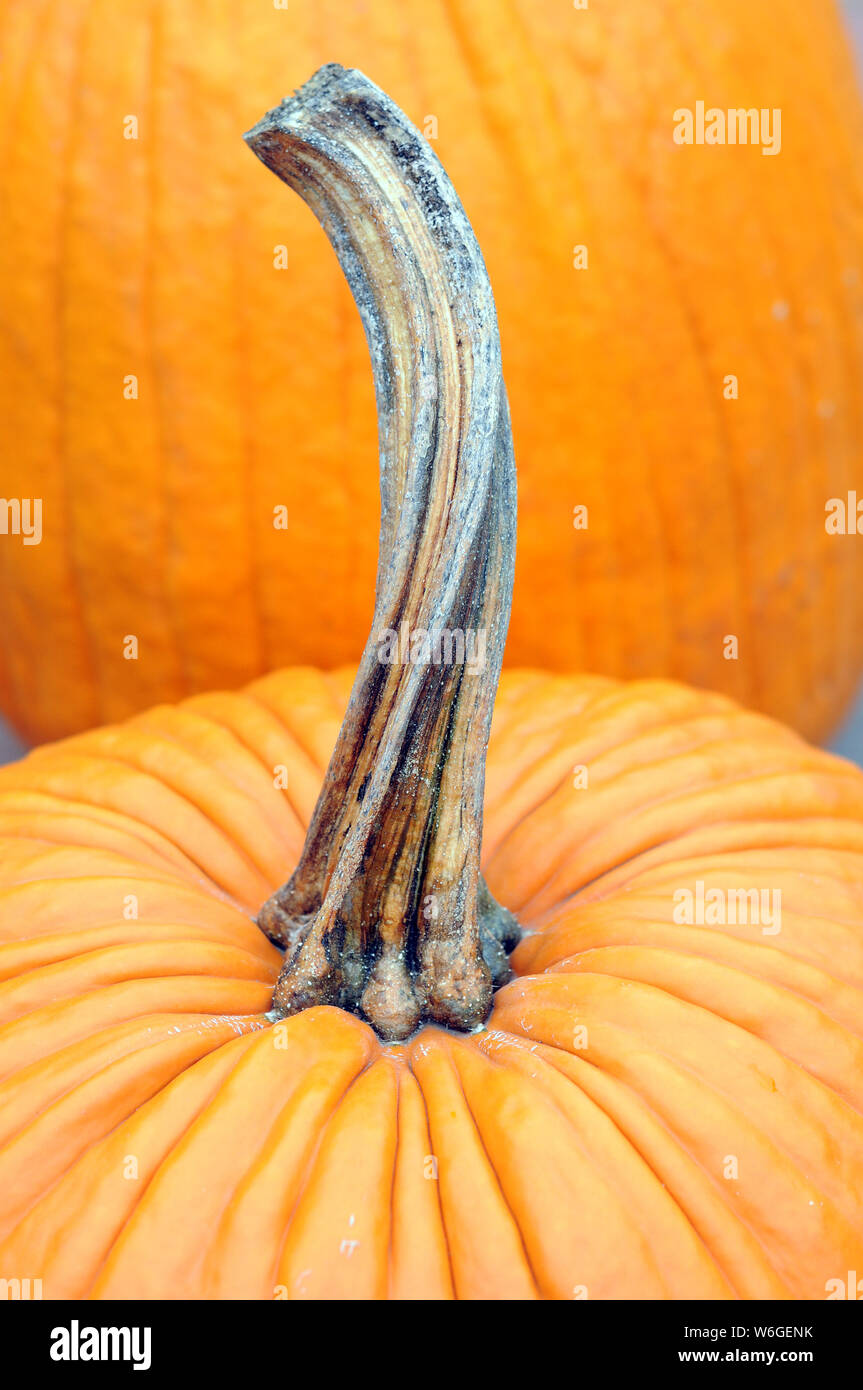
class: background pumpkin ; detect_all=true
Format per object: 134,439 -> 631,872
1,0 -> 863,747
0,667 -> 862,1298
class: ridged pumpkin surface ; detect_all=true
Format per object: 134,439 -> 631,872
0,668 -> 861,1299
1,0 -> 862,745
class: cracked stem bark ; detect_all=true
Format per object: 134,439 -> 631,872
246,63 -> 518,1042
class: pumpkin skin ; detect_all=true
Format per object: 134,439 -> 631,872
1,0 -> 863,746
1,667 -> 862,1299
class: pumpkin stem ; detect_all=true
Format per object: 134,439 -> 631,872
245,64 -> 519,1043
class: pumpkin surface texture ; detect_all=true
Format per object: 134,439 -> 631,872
1,667 -> 863,1298
1,0 -> 863,744
1,64 -> 862,1302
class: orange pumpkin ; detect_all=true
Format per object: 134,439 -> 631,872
3,671 -> 863,1299
0,62 -> 861,1303
1,0 -> 862,745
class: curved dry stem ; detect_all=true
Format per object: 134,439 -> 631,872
245,64 -> 518,1042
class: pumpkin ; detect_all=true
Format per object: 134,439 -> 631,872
0,64 -> 861,1303
3,665 -> 863,1300
1,0 -> 862,746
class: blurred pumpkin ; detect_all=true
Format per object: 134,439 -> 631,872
1,0 -> 862,745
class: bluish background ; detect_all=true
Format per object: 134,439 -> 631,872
1,1 -> 862,769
